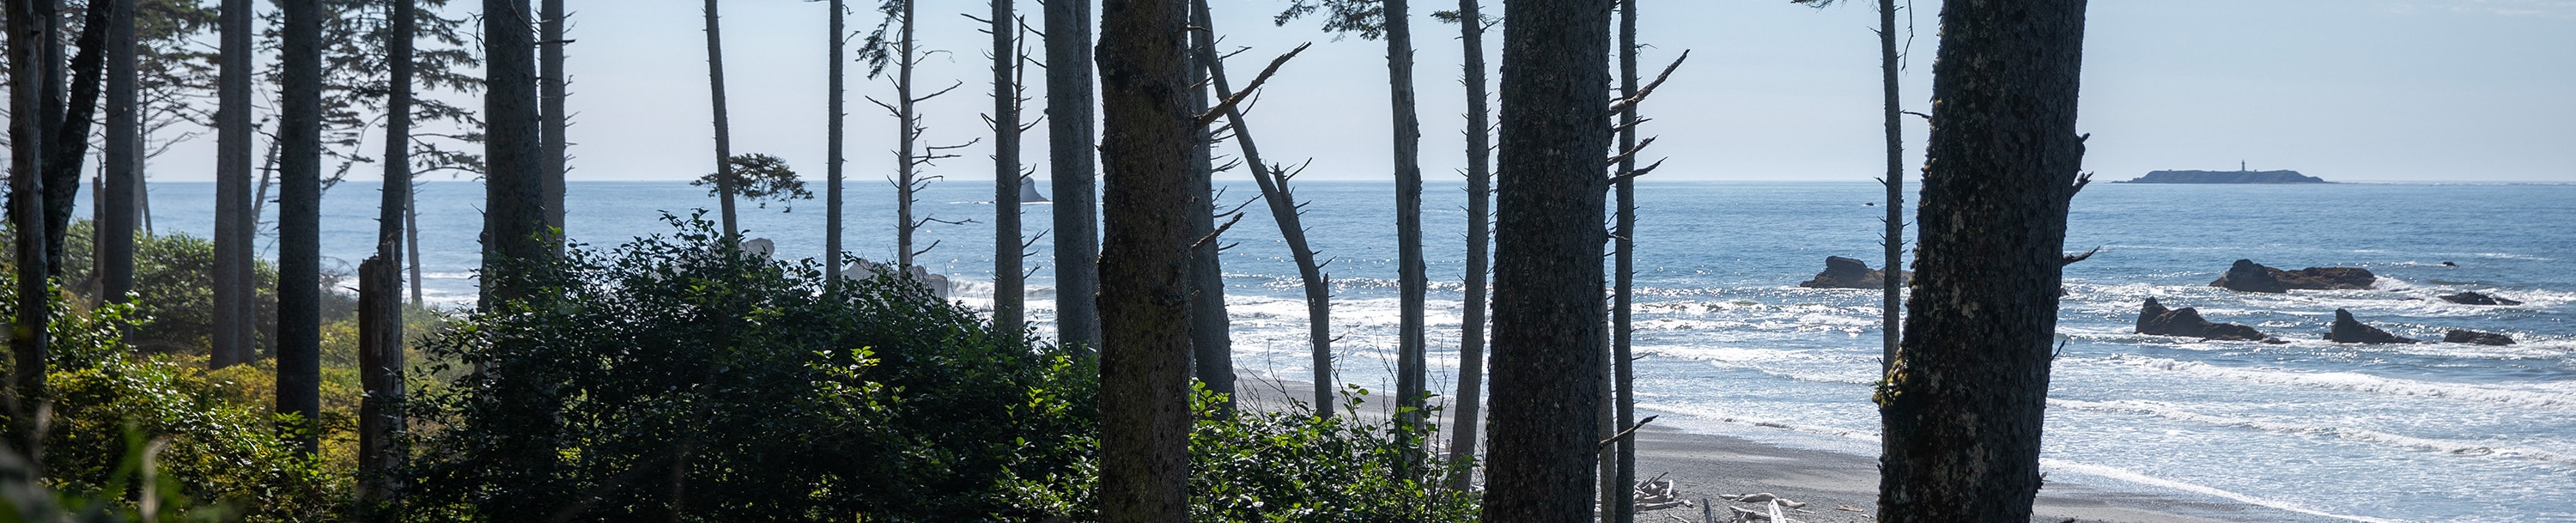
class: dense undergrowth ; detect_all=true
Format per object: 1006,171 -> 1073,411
0,216 -> 1477,522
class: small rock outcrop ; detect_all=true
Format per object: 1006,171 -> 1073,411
841,258 -> 952,299
2437,292 -> 2524,306
2121,169 -> 2327,184
1797,256 -> 1906,289
2210,259 -> 2376,293
2324,309 -> 2418,344
2136,298 -> 2269,342
2443,330 -> 2516,346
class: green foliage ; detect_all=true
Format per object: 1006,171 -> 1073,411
1010,386 -> 1479,522
1275,0 -> 1388,40
2,285 -> 348,522
693,154 -> 812,210
404,214 -> 1092,521
52,222 -> 288,356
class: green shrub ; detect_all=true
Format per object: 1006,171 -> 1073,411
404,214 -> 1094,522
49,221 -> 287,356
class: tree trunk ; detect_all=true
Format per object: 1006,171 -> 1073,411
1095,0 -> 1193,520
702,0 -> 738,240
539,0 -> 566,244
1192,0 -> 1313,416
826,0 -> 846,281
41,3 -> 109,277
1875,1 -> 2087,521
1182,0 -> 1230,406
483,0 -> 544,305
1383,0 -> 1429,472
893,0 -> 918,266
1443,0 -> 1491,490
1877,0 -> 1904,372
406,184 -> 424,307
8,0 -> 57,466
276,0 -> 323,455
101,0 -> 137,306
359,0 -> 415,516
212,0 -> 252,368
991,0 -> 1025,337
1480,0 -> 1610,520
1610,1 -> 1640,520
1044,0 -> 1101,354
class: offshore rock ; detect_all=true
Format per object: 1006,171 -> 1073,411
2443,330 -> 2516,346
2438,292 -> 2524,306
2122,169 -> 2328,184
2136,298 -> 2270,342
841,258 -> 951,299
2324,309 -> 2418,344
1798,256 -> 1906,289
2210,259 -> 2375,293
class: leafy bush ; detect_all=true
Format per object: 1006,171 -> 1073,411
1010,386 -> 1480,522
403,215 -> 1093,521
50,221 -> 288,356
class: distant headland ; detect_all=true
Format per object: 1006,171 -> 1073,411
2121,162 -> 2328,184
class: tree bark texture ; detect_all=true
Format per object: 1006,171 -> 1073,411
702,0 -> 738,239
1095,0 -> 1193,520
101,0 -> 137,305
540,0 -> 567,240
1875,1 -> 2087,521
1383,0 -> 1429,467
359,0 -> 415,515
483,0 -> 545,307
1480,0 -> 1610,520
826,0 -> 847,280
276,0 -> 323,455
1877,0 -> 1905,371
212,0 -> 253,368
991,0 -> 1025,337
1443,0 -> 1492,491
1045,0 -> 1101,354
1610,1 -> 1640,520
8,0 -> 57,464
1181,0 -> 1231,405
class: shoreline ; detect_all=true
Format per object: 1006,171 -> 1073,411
1232,377 -> 2370,523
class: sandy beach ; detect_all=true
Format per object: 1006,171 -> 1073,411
1232,378 -> 2353,523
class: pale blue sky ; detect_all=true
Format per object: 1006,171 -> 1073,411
149,0 -> 2576,183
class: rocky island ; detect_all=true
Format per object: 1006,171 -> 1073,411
2122,164 -> 2327,184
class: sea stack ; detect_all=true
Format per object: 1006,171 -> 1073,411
2443,330 -> 2516,346
2438,292 -> 2524,306
1797,256 -> 1905,289
2136,298 -> 2271,342
2211,259 -> 2376,293
2324,309 -> 2418,344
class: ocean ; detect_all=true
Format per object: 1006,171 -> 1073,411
119,179 -> 2573,522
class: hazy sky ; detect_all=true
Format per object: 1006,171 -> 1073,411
144,0 -> 2576,183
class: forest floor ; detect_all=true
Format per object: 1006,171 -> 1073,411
1233,376 -> 2347,523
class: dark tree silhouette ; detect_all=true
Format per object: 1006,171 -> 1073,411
1480,0 -> 1610,520
1608,2 -> 1640,520
1439,0 -> 1492,491
1876,1 -> 2089,520
276,0 -> 323,455
483,0 -> 544,304
358,0 -> 416,514
8,0 -> 58,464
1095,0 -> 1194,519
39,3 -> 110,277
860,0 -> 967,266
1181,0 -> 1230,407
101,0 -> 138,306
540,0 -> 567,240
1192,0 -> 1315,415
212,0 -> 253,368
989,0 -> 1026,336
1043,0 -> 1100,354
826,0 -> 848,280
702,0 -> 738,239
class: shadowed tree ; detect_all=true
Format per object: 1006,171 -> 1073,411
1274,0 -> 1429,472
276,0 -> 322,455
102,0 -> 138,307
1192,0 -> 1314,415
1179,0 -> 1230,407
826,0 -> 847,280
8,0 -> 58,464
1436,0 -> 1491,490
1479,0 -> 1610,520
1096,0 -> 1193,519
1607,1 -> 1642,520
1044,0 -> 1100,353
987,0 -> 1026,336
483,0 -> 544,302
702,0 -> 738,239
36,2 -> 111,277
357,0 -> 415,515
212,0 -> 252,368
860,0 -> 970,266
539,0 -> 565,240
1875,0 -> 2090,520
